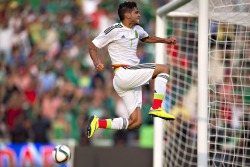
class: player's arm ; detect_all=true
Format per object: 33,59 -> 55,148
140,36 -> 176,45
88,42 -> 104,72
89,25 -> 116,72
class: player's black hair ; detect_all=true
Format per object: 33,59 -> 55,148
118,1 -> 137,21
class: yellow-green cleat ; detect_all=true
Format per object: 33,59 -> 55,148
86,115 -> 99,138
149,107 -> 175,120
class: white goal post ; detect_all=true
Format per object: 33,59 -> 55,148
154,0 -> 250,167
154,0 -> 208,167
155,2 -> 192,167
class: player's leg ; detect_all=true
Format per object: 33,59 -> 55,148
152,64 -> 170,109
114,63 -> 175,120
86,109 -> 142,138
86,64 -> 174,138
86,115 -> 129,138
120,86 -> 142,129
87,106 -> 142,132
149,64 -> 175,120
86,87 -> 142,138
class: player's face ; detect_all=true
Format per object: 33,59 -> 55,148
129,7 -> 141,25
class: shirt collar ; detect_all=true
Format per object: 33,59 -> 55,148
120,22 -> 132,30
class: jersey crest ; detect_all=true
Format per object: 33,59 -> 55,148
104,24 -> 123,35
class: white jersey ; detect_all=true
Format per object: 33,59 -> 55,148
92,23 -> 149,65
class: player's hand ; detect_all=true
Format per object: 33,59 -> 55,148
166,37 -> 176,45
95,63 -> 104,72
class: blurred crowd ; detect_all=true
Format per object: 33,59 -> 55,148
0,0 -> 174,146
208,22 -> 250,166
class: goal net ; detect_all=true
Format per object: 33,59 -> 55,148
158,0 -> 250,166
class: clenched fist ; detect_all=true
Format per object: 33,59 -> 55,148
166,37 -> 177,45
95,63 -> 104,72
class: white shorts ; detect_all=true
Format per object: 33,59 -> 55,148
113,63 -> 156,116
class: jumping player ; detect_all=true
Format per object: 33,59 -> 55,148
87,1 -> 176,138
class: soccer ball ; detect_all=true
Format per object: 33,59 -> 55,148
52,145 -> 71,164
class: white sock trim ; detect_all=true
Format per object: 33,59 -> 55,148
111,117 -> 129,130
156,73 -> 169,83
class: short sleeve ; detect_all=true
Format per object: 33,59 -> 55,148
134,25 -> 149,39
92,26 -> 116,48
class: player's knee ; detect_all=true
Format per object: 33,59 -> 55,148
134,120 -> 142,129
128,107 -> 142,129
153,64 -> 170,78
162,65 -> 170,74
130,121 -> 142,129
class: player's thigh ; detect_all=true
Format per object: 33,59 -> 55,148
114,64 -> 155,90
118,87 -> 142,117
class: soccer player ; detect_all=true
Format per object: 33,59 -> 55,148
87,1 -> 176,138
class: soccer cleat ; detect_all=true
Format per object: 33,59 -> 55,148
86,115 -> 99,138
149,107 -> 175,120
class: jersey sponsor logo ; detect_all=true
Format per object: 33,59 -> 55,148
104,24 -> 123,35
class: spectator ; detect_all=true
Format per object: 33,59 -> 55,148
39,68 -> 57,92
5,91 -> 24,130
10,115 -> 30,143
32,113 -> 51,143
51,111 -> 71,140
41,88 -> 61,120
0,20 -> 14,64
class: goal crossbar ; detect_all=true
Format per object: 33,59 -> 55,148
157,0 -> 191,17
